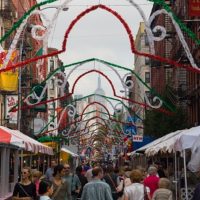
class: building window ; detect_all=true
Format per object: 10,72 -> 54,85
50,59 -> 54,73
145,72 -> 150,83
49,79 -> 54,90
165,68 -> 173,84
145,57 -> 150,65
144,34 -> 149,46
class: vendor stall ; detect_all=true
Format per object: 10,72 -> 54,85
0,126 -> 53,199
133,126 -> 200,200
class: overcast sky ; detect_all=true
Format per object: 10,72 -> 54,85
38,0 -> 153,109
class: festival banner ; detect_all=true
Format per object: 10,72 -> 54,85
0,50 -> 18,91
189,0 -> 200,16
5,95 -> 18,124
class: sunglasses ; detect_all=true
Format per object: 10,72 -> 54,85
64,167 -> 70,169
21,171 -> 28,174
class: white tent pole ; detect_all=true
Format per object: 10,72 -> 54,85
183,150 -> 188,200
167,154 -> 169,176
174,152 -> 178,200
30,154 -> 32,168
21,150 -> 23,172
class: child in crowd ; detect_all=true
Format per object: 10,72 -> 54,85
39,179 -> 53,200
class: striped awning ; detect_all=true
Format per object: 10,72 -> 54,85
0,126 -> 53,155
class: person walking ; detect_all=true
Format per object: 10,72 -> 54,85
63,163 -> 81,200
45,159 -> 57,181
81,167 -> 113,200
39,179 -> 54,200
152,178 -> 173,200
103,165 -> 120,200
32,170 -> 43,196
192,180 -> 200,200
144,166 -> 160,198
12,167 -> 37,200
75,166 -> 88,199
51,164 -> 70,200
123,169 -> 150,200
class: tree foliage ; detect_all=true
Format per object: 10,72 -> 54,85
144,107 -> 188,138
144,86 -> 189,138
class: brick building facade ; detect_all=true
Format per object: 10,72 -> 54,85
150,0 -> 200,126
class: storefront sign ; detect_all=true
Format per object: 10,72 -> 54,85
133,135 -> 143,142
5,95 -> 18,124
189,0 -> 200,16
32,118 -> 47,135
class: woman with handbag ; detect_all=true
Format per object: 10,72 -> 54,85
51,164 -> 70,200
12,167 -> 37,200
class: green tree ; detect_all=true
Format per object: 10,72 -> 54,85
144,107 -> 188,138
144,86 -> 189,138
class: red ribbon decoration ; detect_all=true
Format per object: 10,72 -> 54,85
1,4 -> 199,73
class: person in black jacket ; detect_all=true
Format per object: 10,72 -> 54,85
192,183 -> 200,200
75,166 -> 88,199
103,165 -> 120,200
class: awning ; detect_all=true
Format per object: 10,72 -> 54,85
131,130 -> 182,155
61,147 -> 79,157
138,126 -> 200,157
0,126 -> 53,155
0,126 -> 24,147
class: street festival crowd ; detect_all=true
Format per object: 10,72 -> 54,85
11,160 -> 200,200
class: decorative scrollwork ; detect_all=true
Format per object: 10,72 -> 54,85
31,25 -> 47,41
144,93 -> 163,109
114,103 -> 123,117
24,84 -> 48,105
148,9 -> 198,69
53,71 -> 68,89
122,73 -> 134,90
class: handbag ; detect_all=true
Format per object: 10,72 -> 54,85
107,174 -> 123,198
51,182 -> 63,200
117,181 -> 124,197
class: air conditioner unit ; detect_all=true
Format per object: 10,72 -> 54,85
15,12 -> 18,19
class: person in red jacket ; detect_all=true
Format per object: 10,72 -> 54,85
144,166 -> 160,198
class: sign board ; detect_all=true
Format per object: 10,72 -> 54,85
123,116 -> 138,136
133,135 -> 143,142
189,0 -> 200,16
5,95 -> 18,124
31,118 -> 47,135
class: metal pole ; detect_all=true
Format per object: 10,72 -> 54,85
174,152 -> 178,200
17,42 -> 23,131
183,150 -> 188,200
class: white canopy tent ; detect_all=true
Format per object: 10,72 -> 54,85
61,146 -> 79,157
174,126 -> 200,152
131,129 -> 183,155
132,126 -> 200,200
144,126 -> 200,156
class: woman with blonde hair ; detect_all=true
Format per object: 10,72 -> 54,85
12,167 -> 37,200
123,169 -> 150,200
32,170 -> 43,196
152,178 -> 173,200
